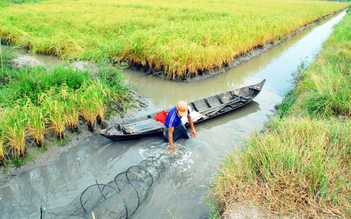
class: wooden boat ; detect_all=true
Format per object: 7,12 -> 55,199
100,79 -> 266,141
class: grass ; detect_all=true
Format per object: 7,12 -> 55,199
208,9 -> 351,219
0,0 -> 349,79
290,14 -> 351,118
212,117 -> 351,218
0,47 -> 130,166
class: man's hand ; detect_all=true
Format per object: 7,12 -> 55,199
190,129 -> 197,137
170,145 -> 175,153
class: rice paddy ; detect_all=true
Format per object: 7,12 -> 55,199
0,0 -> 349,79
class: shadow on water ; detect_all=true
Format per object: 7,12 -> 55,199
0,11 -> 347,219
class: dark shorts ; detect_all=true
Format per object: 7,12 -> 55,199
163,124 -> 189,142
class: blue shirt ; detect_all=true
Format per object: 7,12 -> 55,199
164,106 -> 190,128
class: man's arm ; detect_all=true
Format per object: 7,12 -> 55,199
187,114 -> 196,137
168,126 -> 175,152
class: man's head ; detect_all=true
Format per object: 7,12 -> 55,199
176,101 -> 188,117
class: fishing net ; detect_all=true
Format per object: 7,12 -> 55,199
40,145 -> 187,219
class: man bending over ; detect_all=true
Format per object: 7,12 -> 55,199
163,100 -> 196,152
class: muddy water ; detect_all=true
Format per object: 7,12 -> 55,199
0,11 -> 346,219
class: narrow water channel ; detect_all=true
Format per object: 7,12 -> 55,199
0,11 -> 346,219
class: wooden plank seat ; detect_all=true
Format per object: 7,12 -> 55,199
206,95 -> 222,108
122,119 -> 164,134
191,99 -> 210,112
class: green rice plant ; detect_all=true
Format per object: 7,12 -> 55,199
3,105 -> 28,158
50,66 -> 90,90
96,61 -> 133,118
0,65 -> 89,108
26,99 -> 46,147
6,67 -> 48,103
97,60 -> 130,94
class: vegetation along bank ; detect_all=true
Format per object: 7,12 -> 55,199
0,0 -> 349,80
208,8 -> 351,219
0,47 -> 133,167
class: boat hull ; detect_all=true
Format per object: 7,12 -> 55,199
100,79 -> 266,141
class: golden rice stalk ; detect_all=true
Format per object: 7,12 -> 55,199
77,82 -> 107,132
61,90 -> 80,132
49,100 -> 66,140
0,136 -> 5,163
65,106 -> 79,132
26,101 -> 46,148
60,84 -> 69,101
92,92 -> 105,126
79,96 -> 96,132
41,94 -> 66,140
3,107 -> 28,158
0,109 -> 6,162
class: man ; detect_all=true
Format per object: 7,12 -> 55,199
163,100 -> 196,152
